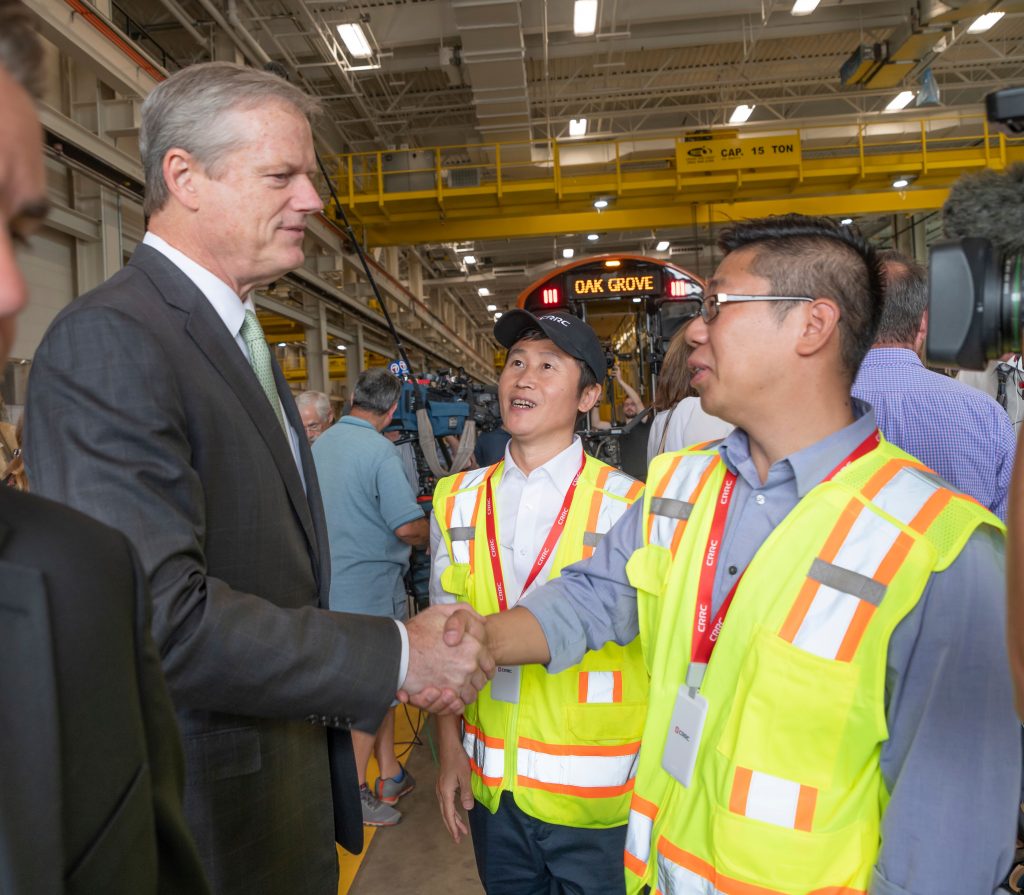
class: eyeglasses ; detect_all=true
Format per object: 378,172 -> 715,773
696,293 -> 813,324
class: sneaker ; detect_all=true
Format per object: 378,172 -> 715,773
374,764 -> 416,805
360,784 -> 401,826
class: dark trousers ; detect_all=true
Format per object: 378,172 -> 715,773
468,792 -> 628,895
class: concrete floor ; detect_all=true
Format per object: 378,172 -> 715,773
346,711 -> 483,895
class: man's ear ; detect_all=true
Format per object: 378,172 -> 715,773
794,298 -> 841,359
577,382 -> 602,414
914,310 -> 928,355
162,148 -> 203,211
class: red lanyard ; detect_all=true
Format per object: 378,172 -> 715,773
689,428 -> 881,672
484,452 -> 586,612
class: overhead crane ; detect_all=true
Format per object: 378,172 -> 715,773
324,114 -> 1024,246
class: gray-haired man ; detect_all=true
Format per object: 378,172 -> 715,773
296,389 -> 335,443
26,61 -> 492,895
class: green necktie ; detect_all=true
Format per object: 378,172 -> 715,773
240,310 -> 287,432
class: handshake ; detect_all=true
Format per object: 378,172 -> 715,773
399,604 -> 496,713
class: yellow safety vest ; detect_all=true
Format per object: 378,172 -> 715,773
433,452 -> 648,828
620,438 -> 1001,895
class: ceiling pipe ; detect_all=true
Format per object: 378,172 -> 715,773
226,0 -> 272,66
154,0 -> 208,51
190,0 -> 261,65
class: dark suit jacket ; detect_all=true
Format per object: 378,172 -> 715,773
25,244 -> 401,895
0,487 -> 209,895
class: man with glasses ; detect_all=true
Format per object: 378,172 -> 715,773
436,214 -> 1019,894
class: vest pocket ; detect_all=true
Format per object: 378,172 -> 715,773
440,563 -> 472,597
711,804 -> 869,891
566,702 -> 647,743
716,626 -> 858,790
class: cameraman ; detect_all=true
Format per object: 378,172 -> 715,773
589,364 -> 642,430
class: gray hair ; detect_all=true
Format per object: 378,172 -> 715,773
876,250 -> 928,345
352,368 -> 402,414
296,390 -> 332,422
0,0 -> 45,100
139,62 -> 322,217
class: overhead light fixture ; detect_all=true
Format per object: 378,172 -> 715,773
277,342 -> 286,347
486,304 -> 497,312
569,117 -> 588,137
655,240 -> 670,252
605,259 -> 621,268
562,247 -> 575,259
892,177 -> 910,189
478,287 -> 490,296
337,343 -> 346,350
840,217 -> 853,226
968,11 -> 1004,33
728,104 -> 756,124
632,297 -> 642,303
587,233 -> 599,241
593,198 -> 609,209
463,254 -> 476,264
337,23 -> 373,59
573,0 -> 598,36
494,311 -> 503,319
885,90 -> 915,112
790,0 -> 820,15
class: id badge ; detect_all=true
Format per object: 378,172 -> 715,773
490,665 -> 521,703
661,686 -> 708,787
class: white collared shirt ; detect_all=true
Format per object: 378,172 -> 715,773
429,436 -> 586,607
142,232 -> 304,476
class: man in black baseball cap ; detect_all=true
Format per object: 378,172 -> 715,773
430,307 -> 646,895
495,309 -> 606,384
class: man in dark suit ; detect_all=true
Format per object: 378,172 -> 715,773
0,3 -> 209,892
25,62 -> 492,894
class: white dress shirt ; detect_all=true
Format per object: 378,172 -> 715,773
430,436 -> 586,605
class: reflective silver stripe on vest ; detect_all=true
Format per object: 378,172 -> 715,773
445,468 -> 490,563
604,469 -> 640,498
650,497 -> 693,521
808,558 -> 886,607
871,466 -> 939,528
584,471 -> 641,549
583,531 -> 603,547
648,455 -> 716,550
516,743 -> 640,795
625,811 -> 653,869
656,850 -> 723,895
448,526 -> 476,542
462,726 -> 504,782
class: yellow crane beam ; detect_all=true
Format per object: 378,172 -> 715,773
322,117 -> 1024,246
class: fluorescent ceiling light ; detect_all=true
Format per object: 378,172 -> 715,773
463,254 -> 476,264
337,343 -> 346,350
494,312 -> 503,319
337,23 -> 373,59
728,104 -> 756,124
562,247 -> 575,259
655,240 -> 670,251
892,177 -> 910,189
478,287 -> 490,296
569,117 -> 588,137
790,0 -> 820,15
573,0 -> 598,36
968,11 -> 1004,33
486,304 -> 497,312
277,342 -> 286,347
587,233 -> 599,241
593,198 -> 609,209
885,90 -> 915,112
840,217 -> 853,226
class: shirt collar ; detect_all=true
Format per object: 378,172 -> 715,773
143,232 -> 253,338
502,436 -> 583,491
718,397 -> 877,497
859,347 -> 924,368
339,415 -> 376,431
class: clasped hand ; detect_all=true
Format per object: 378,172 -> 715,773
398,604 -> 494,714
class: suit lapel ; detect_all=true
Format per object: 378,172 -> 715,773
128,245 -> 318,559
0,558 -> 63,894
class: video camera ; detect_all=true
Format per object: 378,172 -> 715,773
926,87 -> 1024,369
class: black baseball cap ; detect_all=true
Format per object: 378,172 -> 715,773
494,309 -> 605,381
